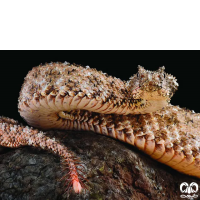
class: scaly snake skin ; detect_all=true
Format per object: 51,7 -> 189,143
1,62 -> 200,193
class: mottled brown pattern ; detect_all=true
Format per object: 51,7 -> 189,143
0,62 -> 199,195
0,117 -> 84,193
18,62 -> 178,116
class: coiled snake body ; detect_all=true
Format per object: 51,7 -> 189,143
1,62 -> 200,193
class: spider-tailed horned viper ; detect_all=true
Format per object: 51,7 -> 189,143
0,62 -> 200,193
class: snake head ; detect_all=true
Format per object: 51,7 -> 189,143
127,66 -> 179,114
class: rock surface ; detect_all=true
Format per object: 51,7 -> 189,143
0,130 -> 200,200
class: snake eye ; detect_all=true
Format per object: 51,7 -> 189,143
157,74 -> 163,80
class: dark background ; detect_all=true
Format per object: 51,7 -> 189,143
0,51 -> 199,124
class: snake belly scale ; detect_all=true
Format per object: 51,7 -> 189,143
1,62 -> 200,193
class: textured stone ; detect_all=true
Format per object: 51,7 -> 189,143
1,130 -> 199,200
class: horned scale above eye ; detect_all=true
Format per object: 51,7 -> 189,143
1,62 -> 200,194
